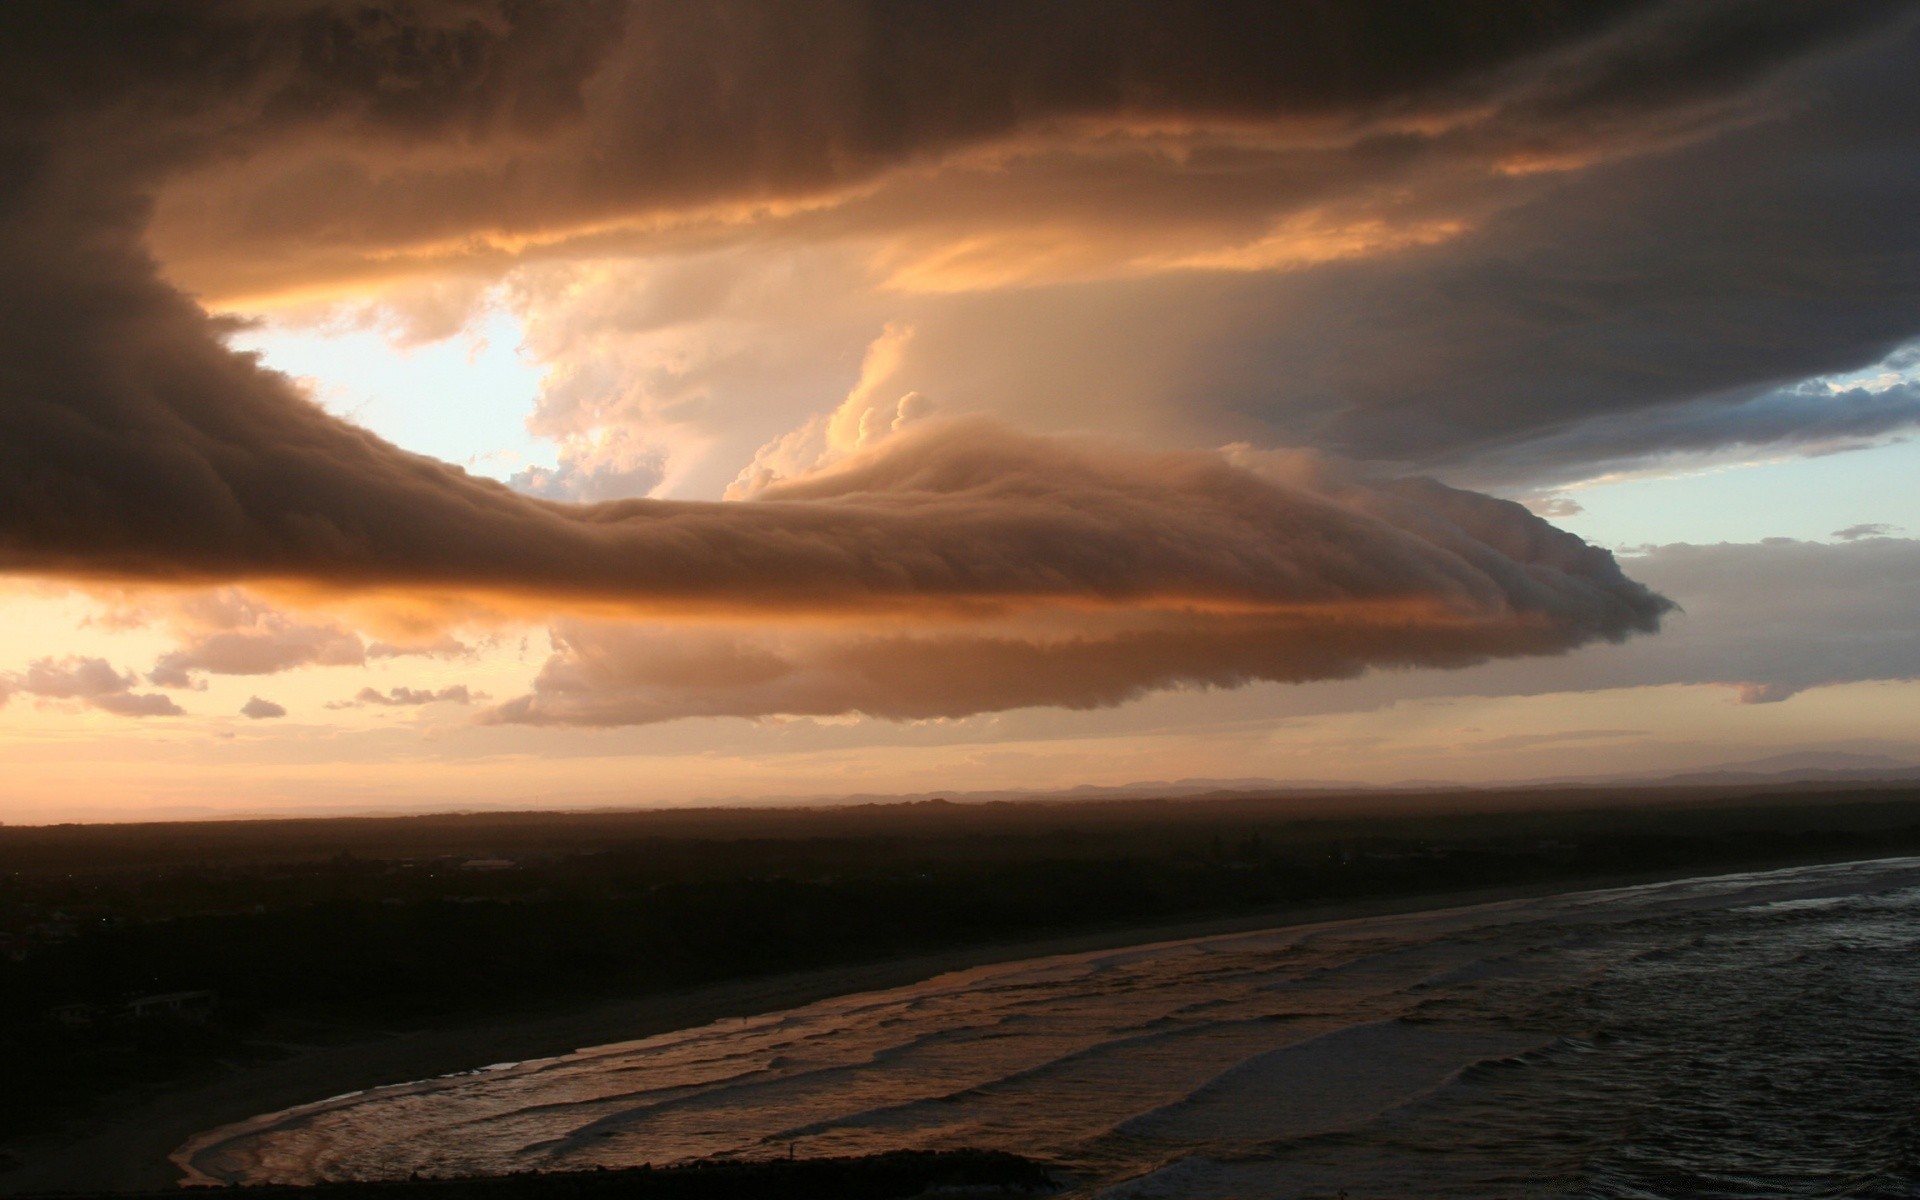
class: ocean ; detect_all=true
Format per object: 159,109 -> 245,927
176,857 -> 1920,1198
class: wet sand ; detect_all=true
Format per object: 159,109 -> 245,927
0,865 -> 1814,1195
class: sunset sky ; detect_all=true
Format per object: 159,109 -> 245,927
3,0 -> 1918,821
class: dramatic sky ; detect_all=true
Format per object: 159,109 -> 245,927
3,0 -> 1918,821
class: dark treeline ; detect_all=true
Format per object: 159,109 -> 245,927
4,785 -> 1920,1141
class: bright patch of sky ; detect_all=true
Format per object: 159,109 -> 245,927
1553,345 -> 1920,549
227,308 -> 557,483
1555,435 -> 1919,549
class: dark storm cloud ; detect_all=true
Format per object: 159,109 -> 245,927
482,605 -> 1650,727
4,0 -> 1905,658
1186,16 -> 1920,474
478,429 -> 1672,725
0,357 -> 1672,621
653,5 -> 1920,503
134,0 -> 1670,290
1443,380 -> 1920,493
768,7 -> 1920,485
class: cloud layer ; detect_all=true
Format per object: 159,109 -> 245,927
1202,536 -> 1920,719
2,657 -> 183,718
479,424 -> 1670,725
10,0 -> 1920,743
331,685 -> 477,709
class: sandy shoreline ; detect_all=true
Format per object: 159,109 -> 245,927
0,861 -> 1828,1195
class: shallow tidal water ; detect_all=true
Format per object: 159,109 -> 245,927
178,857 -> 1920,1198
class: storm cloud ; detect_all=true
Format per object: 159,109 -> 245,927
478,427 -> 1671,725
481,607 -> 1649,727
9,0 -> 1919,730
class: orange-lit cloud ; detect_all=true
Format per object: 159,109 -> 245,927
329,684 -> 479,710
3,657 -> 184,719
459,419 -> 1674,724
124,0 -> 1889,310
145,591 -> 366,687
5,0 -> 1920,776
482,604 -> 1604,727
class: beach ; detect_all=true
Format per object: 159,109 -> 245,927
165,856 -> 1920,1198
0,867 -> 1728,1196
4,854 -> 1903,1196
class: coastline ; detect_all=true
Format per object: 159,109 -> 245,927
0,857 -> 1871,1195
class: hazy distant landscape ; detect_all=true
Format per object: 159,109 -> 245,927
685,751 -> 1920,810
7,780 -> 1920,1191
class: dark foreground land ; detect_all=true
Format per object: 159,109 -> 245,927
42,1151 -> 1058,1200
4,782 -> 1920,1191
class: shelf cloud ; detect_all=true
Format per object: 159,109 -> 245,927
5,0 -> 1917,747
475,422 -> 1671,725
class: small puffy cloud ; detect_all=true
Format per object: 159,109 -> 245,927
344,276 -> 496,350
511,424 -> 669,503
366,635 -> 473,660
1525,496 -> 1585,520
95,691 -> 188,718
95,589 -> 470,691
1732,681 -> 1799,705
328,685 -> 478,709
23,656 -> 136,699
510,458 -> 666,503
240,696 -> 287,719
1832,522 -> 1901,542
144,590 -> 364,687
8,656 -> 184,718
150,628 -> 362,687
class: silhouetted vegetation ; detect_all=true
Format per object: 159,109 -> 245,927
4,784 -> 1920,1143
